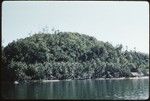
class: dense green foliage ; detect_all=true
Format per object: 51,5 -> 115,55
1,31 -> 149,81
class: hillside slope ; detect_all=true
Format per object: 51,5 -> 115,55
1,32 -> 149,81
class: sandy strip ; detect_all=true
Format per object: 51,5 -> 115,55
29,76 -> 149,82
95,76 -> 149,80
42,80 -> 60,82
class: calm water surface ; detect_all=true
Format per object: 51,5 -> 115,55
1,78 -> 149,100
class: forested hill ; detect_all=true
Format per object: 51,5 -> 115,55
1,31 -> 149,81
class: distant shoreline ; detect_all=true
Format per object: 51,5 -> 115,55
95,76 -> 149,80
13,76 -> 148,83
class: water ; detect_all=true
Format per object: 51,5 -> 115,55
1,78 -> 149,100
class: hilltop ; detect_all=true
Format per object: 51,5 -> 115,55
1,31 -> 149,81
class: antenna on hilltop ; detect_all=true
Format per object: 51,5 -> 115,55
42,25 -> 49,33
28,31 -> 32,36
51,27 -> 60,34
125,46 -> 128,51
51,27 -> 55,34
134,47 -> 136,52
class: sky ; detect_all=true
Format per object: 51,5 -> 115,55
2,1 -> 149,54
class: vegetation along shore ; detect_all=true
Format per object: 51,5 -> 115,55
1,31 -> 149,82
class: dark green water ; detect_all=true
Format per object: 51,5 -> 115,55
1,78 -> 149,100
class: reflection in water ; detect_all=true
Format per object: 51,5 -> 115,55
1,78 -> 149,100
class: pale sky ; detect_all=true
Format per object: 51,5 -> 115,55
2,1 -> 149,54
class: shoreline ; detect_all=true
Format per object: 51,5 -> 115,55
20,76 -> 149,83
95,76 -> 149,80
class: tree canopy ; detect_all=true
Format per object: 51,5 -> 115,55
1,31 -> 149,81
